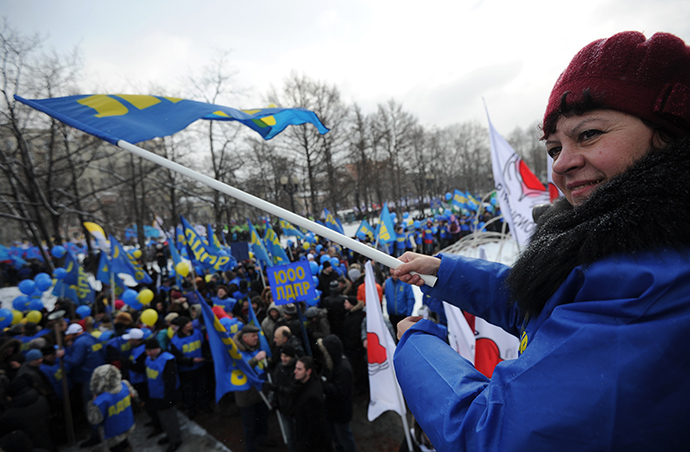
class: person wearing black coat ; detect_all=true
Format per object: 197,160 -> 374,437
0,375 -> 53,451
292,356 -> 332,452
317,335 -> 357,452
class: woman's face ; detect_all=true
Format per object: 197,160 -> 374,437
546,110 -> 655,206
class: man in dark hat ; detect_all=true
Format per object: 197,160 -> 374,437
233,324 -> 273,452
144,338 -> 182,452
168,316 -> 210,419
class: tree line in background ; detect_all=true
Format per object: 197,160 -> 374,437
0,20 -> 547,256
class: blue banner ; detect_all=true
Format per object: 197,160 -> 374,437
266,261 -> 315,305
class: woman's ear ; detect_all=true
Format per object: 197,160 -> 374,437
651,128 -> 673,150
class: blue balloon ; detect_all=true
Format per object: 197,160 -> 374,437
403,212 -> 410,219
312,275 -> 319,284
12,295 -> 30,311
100,330 -> 114,342
141,328 -> 153,339
34,273 -> 53,291
123,289 -> 139,306
18,279 -> 37,296
309,261 -> 319,275
330,257 -> 339,268
76,305 -> 92,318
54,268 -> 67,280
0,308 -> 13,329
320,255 -> 330,264
413,221 -> 421,229
28,299 -> 44,312
51,245 -> 66,258
445,192 -> 452,201
315,244 -> 323,252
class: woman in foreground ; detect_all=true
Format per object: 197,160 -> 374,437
393,31 -> 690,452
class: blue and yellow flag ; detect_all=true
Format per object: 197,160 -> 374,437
206,224 -> 223,254
453,189 -> 468,210
374,203 -> 397,244
355,219 -> 375,241
323,209 -> 344,234
246,298 -> 272,358
168,241 -> 185,287
181,216 -> 236,273
198,292 -> 264,401
109,235 -> 153,285
53,251 -> 95,305
15,94 -> 329,145
96,252 -> 126,297
279,219 -> 306,240
247,219 -> 272,268
264,225 -> 290,266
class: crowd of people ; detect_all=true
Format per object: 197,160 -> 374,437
0,206 -> 463,452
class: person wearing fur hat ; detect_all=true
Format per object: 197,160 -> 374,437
233,324 -> 273,452
86,364 -> 138,452
393,31 -> 690,451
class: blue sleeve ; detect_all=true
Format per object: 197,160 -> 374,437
394,320 -> 491,451
421,253 -> 521,335
63,339 -> 87,368
404,284 -> 416,316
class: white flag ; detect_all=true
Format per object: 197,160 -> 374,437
365,261 -> 406,421
486,109 -> 549,246
444,301 -> 475,362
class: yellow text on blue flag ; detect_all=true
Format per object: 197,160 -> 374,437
267,261 -> 316,305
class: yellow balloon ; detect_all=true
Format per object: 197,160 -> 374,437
167,326 -> 174,339
175,262 -> 190,277
133,249 -> 142,258
205,274 -> 213,283
138,289 -> 154,305
26,310 -> 42,323
302,242 -> 311,250
140,309 -> 158,327
11,310 -> 23,325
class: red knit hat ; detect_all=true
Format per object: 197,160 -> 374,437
543,31 -> 690,138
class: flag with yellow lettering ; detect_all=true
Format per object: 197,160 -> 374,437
246,298 -> 272,358
247,220 -> 272,268
15,94 -> 329,145
263,225 -> 289,266
323,208 -> 344,234
279,219 -> 306,240
355,219 -> 375,241
181,216 -> 236,273
109,235 -> 153,284
96,252 -> 126,297
52,251 -> 95,305
198,293 -> 264,401
374,203 -> 397,244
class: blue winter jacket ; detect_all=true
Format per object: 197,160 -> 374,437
384,277 -> 415,317
394,250 -> 690,452
64,333 -> 107,384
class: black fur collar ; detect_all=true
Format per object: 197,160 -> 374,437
506,137 -> 690,320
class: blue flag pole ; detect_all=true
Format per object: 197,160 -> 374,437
117,140 -> 437,286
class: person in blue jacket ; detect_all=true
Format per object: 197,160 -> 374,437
145,337 -> 182,452
383,273 -> 416,333
392,31 -> 690,452
168,316 -> 210,419
58,322 -> 107,447
87,364 -> 138,452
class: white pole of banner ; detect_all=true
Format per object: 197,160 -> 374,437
117,140 -> 437,287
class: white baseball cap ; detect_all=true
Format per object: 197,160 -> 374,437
122,328 -> 144,340
66,324 -> 83,335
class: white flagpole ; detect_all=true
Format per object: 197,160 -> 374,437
117,140 -> 436,287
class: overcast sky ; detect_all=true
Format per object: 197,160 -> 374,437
4,0 -> 690,135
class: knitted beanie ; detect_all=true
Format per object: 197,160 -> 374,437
543,31 -> 690,138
